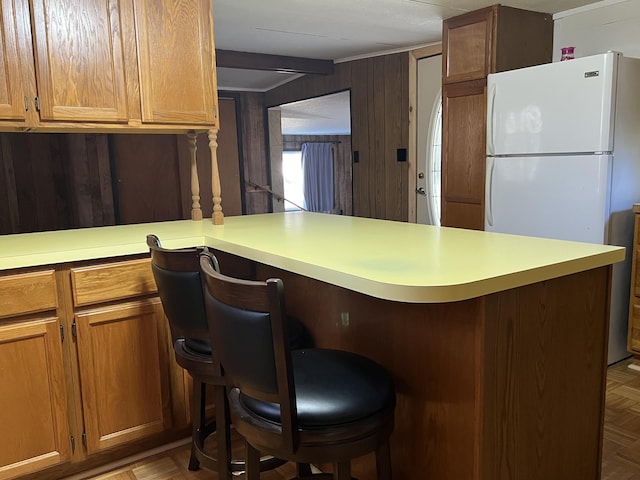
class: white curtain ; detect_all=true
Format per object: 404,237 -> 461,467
302,142 -> 334,212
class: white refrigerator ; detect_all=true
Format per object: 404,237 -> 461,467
485,51 -> 640,365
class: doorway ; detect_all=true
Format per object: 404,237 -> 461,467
416,54 -> 442,225
268,91 -> 353,215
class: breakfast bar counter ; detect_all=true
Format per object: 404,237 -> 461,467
0,212 -> 625,480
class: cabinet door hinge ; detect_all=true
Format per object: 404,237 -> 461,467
34,96 -> 40,112
70,434 -> 75,453
24,96 -> 29,112
71,320 -> 77,338
59,324 -> 64,342
82,431 -> 87,447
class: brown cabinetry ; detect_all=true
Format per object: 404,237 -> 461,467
0,258 -> 184,479
70,259 -> 172,454
30,0 -> 130,123
133,0 -> 217,125
628,205 -> 640,353
0,0 -> 29,122
0,0 -> 218,131
0,271 -> 71,479
441,5 -> 552,229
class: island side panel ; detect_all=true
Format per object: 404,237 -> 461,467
481,266 -> 611,480
256,263 -> 485,480
256,263 -> 612,480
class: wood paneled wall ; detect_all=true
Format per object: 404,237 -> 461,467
282,135 -> 352,216
1,54 -> 410,234
232,91 -> 271,215
265,53 -> 410,221
1,97 -> 245,234
0,133 -> 115,234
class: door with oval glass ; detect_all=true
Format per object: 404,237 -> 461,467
416,54 -> 442,225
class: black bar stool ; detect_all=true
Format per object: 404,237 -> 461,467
147,235 -> 311,477
200,250 -> 396,480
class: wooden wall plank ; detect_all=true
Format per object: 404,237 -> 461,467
111,134 -> 183,225
0,135 -> 19,233
0,133 -> 116,234
237,92 -> 270,215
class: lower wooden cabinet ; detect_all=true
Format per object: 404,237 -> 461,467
0,256 -> 186,480
75,298 -> 171,453
0,317 -> 71,479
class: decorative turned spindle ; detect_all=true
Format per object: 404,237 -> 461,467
208,128 -> 224,225
187,132 -> 203,220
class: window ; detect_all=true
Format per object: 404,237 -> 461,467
428,99 -> 442,226
282,151 -> 305,211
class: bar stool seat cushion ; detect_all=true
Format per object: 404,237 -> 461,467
240,348 -> 395,428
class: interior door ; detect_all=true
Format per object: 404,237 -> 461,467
416,54 -> 442,225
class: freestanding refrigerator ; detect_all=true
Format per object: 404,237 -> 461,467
485,51 -> 640,364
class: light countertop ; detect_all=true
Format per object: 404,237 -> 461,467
0,212 -> 625,303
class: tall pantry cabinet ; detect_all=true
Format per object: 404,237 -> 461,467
441,5 -> 553,229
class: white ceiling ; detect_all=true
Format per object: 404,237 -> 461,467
213,0 -> 601,134
275,90 -> 352,136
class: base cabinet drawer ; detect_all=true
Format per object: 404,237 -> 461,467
0,270 -> 57,318
70,259 -> 157,307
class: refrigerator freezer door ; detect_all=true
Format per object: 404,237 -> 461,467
485,155 -> 612,244
487,52 -> 617,156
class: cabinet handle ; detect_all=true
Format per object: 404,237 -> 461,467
24,96 -> 29,112
34,96 -> 40,112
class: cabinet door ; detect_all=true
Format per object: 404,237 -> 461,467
0,0 -> 28,121
75,298 -> 171,453
442,6 -> 495,84
30,0 -> 129,122
441,80 -> 486,229
133,0 -> 217,125
0,318 -> 71,478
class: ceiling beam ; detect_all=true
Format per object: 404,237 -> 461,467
216,50 -> 334,75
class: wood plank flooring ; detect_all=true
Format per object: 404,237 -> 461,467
602,358 -> 640,479
71,358 -> 640,480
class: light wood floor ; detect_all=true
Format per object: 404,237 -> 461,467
72,357 -> 640,480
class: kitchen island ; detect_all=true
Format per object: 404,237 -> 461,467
0,212 -> 624,480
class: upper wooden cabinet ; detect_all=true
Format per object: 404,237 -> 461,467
133,0 -> 217,125
0,0 -> 218,131
443,7 -> 495,84
30,0 -> 130,123
443,5 -> 553,84
0,0 -> 29,121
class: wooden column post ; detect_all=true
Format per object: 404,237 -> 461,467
208,128 -> 224,224
187,132 -> 203,220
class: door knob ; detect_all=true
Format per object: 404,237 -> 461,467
416,187 -> 426,195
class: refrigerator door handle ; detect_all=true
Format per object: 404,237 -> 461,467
486,83 -> 496,156
486,157 -> 495,227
